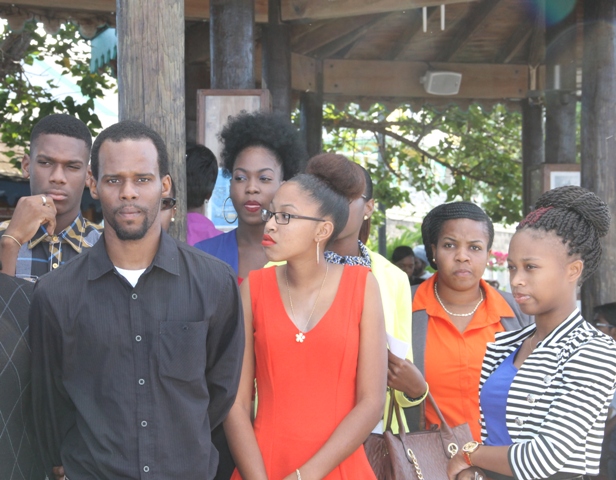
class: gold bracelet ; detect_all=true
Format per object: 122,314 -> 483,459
296,469 -> 302,480
1,234 -> 22,248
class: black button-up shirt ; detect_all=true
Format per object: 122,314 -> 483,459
30,231 -> 244,479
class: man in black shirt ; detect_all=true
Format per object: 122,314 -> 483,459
0,272 -> 45,480
30,121 -> 244,480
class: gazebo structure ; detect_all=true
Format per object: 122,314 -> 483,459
0,0 -> 614,317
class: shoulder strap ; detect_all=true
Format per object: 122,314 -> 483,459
406,284 -> 428,432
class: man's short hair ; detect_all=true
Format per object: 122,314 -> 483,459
186,145 -> 218,209
30,114 -> 92,152
90,121 -> 169,179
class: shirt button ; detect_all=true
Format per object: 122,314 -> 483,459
51,236 -> 59,243
138,378 -> 145,385
143,466 -> 150,473
135,335 -> 142,342
543,375 -> 552,384
527,394 -> 536,404
132,293 -> 138,300
52,263 -> 59,269
515,417 -> 523,426
141,420 -> 148,427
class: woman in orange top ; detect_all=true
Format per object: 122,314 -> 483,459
224,170 -> 387,480
398,202 -> 531,440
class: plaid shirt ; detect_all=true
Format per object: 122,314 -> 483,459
0,213 -> 103,281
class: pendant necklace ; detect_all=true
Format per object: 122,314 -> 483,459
434,282 -> 484,317
285,263 -> 329,343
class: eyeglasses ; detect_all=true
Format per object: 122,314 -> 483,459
349,194 -> 368,205
261,208 -> 326,225
161,197 -> 177,210
595,323 -> 615,330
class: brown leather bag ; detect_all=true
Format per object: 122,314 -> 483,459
365,392 -> 474,480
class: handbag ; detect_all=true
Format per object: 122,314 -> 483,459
365,391 -> 474,480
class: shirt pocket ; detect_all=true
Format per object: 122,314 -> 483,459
159,320 -> 207,382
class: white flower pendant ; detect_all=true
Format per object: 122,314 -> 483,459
296,332 -> 306,343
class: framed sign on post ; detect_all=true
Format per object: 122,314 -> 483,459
541,163 -> 581,191
196,89 -> 272,230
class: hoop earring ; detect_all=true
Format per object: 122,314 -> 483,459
222,197 -> 238,224
316,240 -> 320,264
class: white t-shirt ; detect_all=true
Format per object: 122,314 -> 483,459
115,266 -> 146,288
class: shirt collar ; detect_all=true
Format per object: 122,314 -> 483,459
88,230 -> 181,281
29,213 -> 88,253
324,240 -> 372,268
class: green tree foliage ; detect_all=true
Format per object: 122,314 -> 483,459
0,21 -> 114,166
323,102 -> 523,225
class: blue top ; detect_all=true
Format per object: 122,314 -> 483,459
481,347 -> 518,446
194,229 -> 239,275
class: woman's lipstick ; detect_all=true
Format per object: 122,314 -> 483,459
262,234 -> 276,247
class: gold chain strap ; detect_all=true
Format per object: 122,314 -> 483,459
406,448 -> 424,480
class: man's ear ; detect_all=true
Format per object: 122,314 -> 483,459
89,167 -> 100,200
22,154 -> 31,179
161,174 -> 172,198
567,258 -> 584,284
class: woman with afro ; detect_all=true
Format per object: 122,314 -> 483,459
448,186 -> 616,480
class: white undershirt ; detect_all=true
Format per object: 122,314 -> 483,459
115,266 -> 146,288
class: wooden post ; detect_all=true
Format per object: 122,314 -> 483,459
299,61 -> 323,159
580,0 -> 616,319
210,0 -> 255,89
521,99 -> 544,215
544,0 -> 577,164
263,0 -> 291,116
116,0 -> 186,241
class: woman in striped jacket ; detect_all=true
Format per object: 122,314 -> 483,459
448,185 -> 616,480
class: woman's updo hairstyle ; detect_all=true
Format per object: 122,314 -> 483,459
289,174 -> 349,245
517,185 -> 610,283
219,111 -> 307,180
305,153 -> 366,201
421,201 -> 495,270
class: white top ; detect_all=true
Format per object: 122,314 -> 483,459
115,267 -> 146,287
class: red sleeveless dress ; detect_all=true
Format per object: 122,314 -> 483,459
230,265 -> 376,480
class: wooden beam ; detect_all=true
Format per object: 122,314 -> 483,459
435,0 -> 504,62
316,58 -> 528,99
494,22 -> 532,64
385,7 -> 437,61
281,0 -> 477,22
311,13 -> 390,59
527,0 -> 545,67
292,14 -> 381,55
0,1 -> 270,22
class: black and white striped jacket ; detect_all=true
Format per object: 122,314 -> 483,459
479,309 -> 616,480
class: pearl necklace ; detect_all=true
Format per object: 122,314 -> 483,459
434,282 -> 484,317
285,263 -> 329,343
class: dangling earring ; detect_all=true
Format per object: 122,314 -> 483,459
316,240 -> 320,264
171,216 -> 175,224
222,197 -> 238,224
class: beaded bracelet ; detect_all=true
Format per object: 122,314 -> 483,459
296,469 -> 302,480
403,383 -> 430,404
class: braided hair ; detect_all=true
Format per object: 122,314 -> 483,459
517,185 -> 610,283
421,202 -> 494,270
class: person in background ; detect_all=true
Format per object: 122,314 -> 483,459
224,172 -> 386,479
30,120 -> 244,480
406,202 -> 531,441
195,112 -> 306,284
391,245 -> 415,284
0,114 -> 102,279
305,155 -> 425,431
412,244 -> 432,285
0,270 -> 46,480
160,177 -> 177,232
185,144 -> 222,245
448,185 -> 616,480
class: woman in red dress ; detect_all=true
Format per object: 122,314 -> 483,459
224,170 -> 387,480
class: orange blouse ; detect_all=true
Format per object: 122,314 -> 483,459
413,273 -> 514,440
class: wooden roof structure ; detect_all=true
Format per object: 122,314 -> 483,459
0,0 -> 557,109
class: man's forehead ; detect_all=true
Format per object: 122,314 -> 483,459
32,133 -> 89,156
